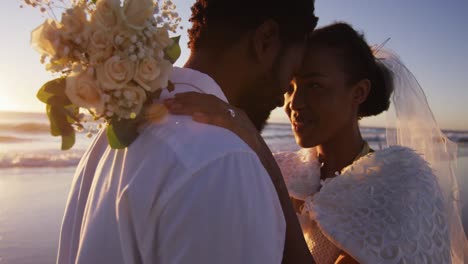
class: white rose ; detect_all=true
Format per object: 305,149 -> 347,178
88,30 -> 114,64
92,0 -> 122,30
134,57 -> 162,92
97,56 -> 135,90
146,59 -> 173,91
65,69 -> 105,114
31,19 -> 61,58
122,0 -> 154,30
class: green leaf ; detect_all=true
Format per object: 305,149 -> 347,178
40,79 -> 78,150
164,36 -> 181,64
37,78 -> 71,106
46,104 -> 76,150
64,104 -> 80,124
46,104 -> 61,136
43,78 -> 66,95
47,95 -> 71,106
61,132 -> 75,151
106,123 -> 127,149
106,118 -> 139,149
50,105 -> 74,135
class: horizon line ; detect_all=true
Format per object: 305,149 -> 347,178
1,109 -> 467,133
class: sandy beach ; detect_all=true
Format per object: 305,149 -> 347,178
0,168 -> 74,264
0,157 -> 467,264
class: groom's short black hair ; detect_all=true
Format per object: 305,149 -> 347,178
188,0 -> 318,52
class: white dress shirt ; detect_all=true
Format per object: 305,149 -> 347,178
57,67 -> 286,264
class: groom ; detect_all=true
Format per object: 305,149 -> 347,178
57,0 -> 318,263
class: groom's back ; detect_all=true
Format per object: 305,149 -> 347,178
57,67 -> 286,264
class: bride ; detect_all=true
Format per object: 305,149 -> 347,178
165,23 -> 468,263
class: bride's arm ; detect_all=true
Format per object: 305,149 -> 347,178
164,92 -> 314,264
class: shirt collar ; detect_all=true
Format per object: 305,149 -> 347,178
170,67 -> 229,103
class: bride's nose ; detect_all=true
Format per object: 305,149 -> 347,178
288,87 -> 306,112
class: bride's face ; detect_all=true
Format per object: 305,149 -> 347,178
284,46 -> 356,148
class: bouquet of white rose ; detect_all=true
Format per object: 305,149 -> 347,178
21,0 -> 181,149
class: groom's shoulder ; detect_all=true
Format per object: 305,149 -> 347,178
137,114 -> 256,169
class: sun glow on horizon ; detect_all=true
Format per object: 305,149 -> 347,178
0,76 -> 43,113
0,74 -> 22,112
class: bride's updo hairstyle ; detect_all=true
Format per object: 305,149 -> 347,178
308,23 -> 394,117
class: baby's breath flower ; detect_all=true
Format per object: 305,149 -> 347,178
115,35 -> 124,45
63,46 -> 70,55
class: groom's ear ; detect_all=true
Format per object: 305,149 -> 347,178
251,19 -> 281,69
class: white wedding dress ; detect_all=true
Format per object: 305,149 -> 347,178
275,146 -> 452,264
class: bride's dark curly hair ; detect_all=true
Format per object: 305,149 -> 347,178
188,0 -> 318,53
308,23 -> 394,117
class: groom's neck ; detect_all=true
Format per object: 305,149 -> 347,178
184,52 -> 244,106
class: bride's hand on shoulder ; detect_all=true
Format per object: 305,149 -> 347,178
164,92 -> 260,150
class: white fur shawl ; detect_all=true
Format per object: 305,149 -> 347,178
275,146 -> 452,264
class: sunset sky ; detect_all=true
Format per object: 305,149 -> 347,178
1,0 -> 467,130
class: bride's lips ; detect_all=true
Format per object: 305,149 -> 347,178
292,119 -> 309,133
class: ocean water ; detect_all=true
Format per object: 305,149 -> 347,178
0,111 -> 467,263
1,111 -> 467,169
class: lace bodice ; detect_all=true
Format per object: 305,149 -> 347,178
298,213 -> 341,264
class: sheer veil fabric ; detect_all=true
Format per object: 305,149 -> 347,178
378,49 -> 468,263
